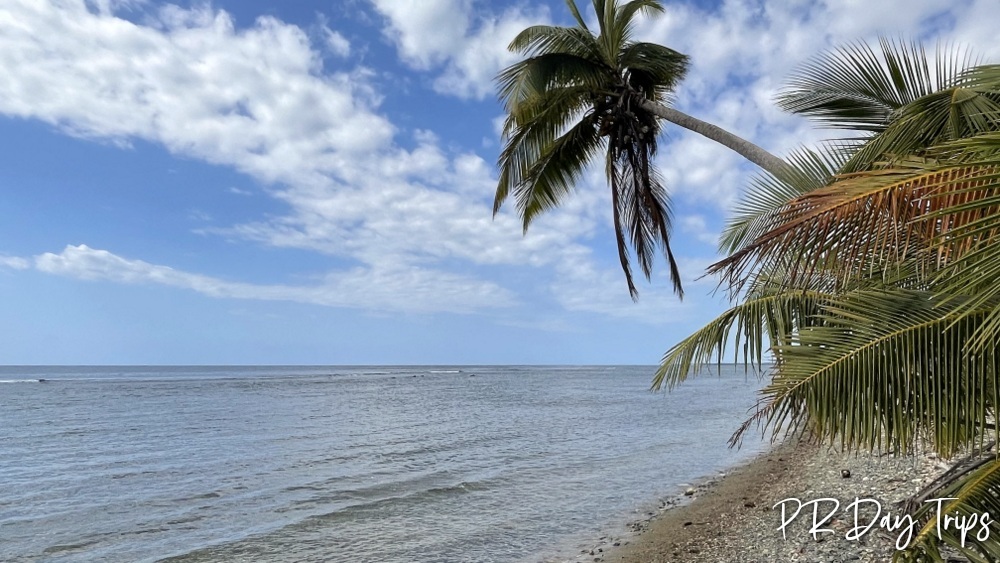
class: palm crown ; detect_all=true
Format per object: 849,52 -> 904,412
495,0 -> 690,299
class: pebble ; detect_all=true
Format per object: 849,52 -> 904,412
564,443 -> 962,563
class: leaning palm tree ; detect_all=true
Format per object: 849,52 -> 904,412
495,0 -> 786,299
656,42 -> 1000,561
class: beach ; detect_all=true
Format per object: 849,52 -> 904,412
571,441 -> 951,563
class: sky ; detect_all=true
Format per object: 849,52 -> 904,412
0,0 -> 997,365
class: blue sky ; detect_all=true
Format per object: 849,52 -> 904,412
0,0 -> 995,365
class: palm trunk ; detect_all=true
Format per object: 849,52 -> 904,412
639,100 -> 789,178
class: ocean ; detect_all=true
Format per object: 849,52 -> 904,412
1,365 -> 767,562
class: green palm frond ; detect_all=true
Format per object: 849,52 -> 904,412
920,171 -> 1000,352
606,115 -> 682,298
959,64 -> 1000,91
900,458 -> 1000,562
931,130 -> 1000,160
653,286 -> 826,391
653,260 -> 920,391
507,24 -> 601,59
778,38 -> 975,133
608,0 -> 663,48
500,83 -> 597,139
737,289 -> 999,455
495,84 -> 598,215
619,41 -> 689,98
497,54 -> 608,113
843,82 -> 1000,173
564,0 -> 589,31
777,38 -> 1000,173
512,114 -> 605,226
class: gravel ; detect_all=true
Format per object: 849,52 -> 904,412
554,440 -> 963,563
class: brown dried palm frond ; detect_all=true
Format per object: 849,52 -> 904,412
709,158 -> 1000,296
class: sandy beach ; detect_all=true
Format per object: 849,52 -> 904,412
570,441 -> 953,563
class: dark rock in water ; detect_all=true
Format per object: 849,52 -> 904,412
469,374 -> 476,377
38,378 -> 47,383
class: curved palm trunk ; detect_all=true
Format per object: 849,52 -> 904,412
639,100 -> 789,177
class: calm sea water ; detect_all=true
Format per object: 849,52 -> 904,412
1,365 -> 766,562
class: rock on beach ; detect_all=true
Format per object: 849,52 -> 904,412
592,442 -> 953,563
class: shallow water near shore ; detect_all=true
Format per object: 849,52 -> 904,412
2,365 -> 765,562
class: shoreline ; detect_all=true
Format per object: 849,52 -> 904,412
538,444 -> 770,563
559,440 -> 950,563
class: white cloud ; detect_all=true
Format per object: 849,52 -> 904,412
187,209 -> 212,222
371,0 -> 988,211
84,0 -> 146,15
549,250 -> 722,324
0,256 -> 30,270
6,0 -> 995,327
659,136 -> 746,209
431,9 -> 546,99
323,28 -> 351,58
370,0 -> 988,209
0,1 -> 617,317
679,215 -> 719,246
0,0 -> 393,187
369,0 -> 472,69
369,0 -> 548,99
33,245 -> 515,314
368,0 -> 998,207
625,0 -> 993,207
949,1 -> 1000,60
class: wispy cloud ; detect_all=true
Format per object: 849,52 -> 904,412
1,0 -> 994,328
323,27 -> 351,58
0,256 -> 30,270
0,0 -> 624,317
679,215 -> 720,246
368,0 -> 550,99
31,245 -> 516,314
